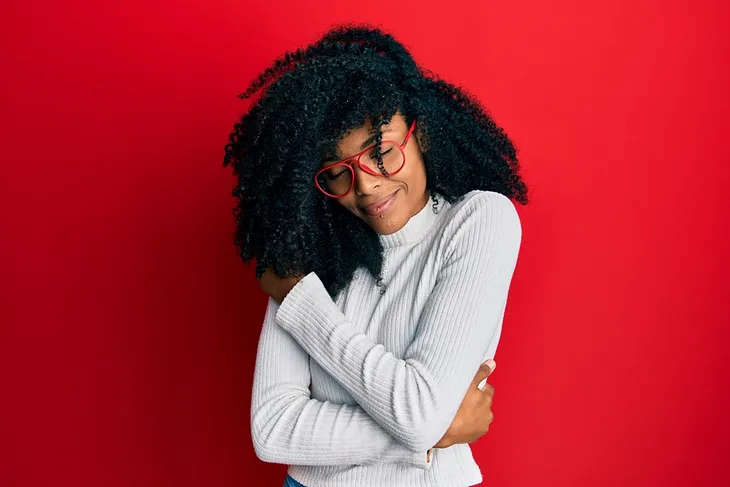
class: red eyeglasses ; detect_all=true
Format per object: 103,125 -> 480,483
314,120 -> 417,198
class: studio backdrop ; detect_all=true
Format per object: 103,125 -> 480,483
2,1 -> 728,486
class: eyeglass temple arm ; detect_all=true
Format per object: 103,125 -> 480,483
403,120 -> 417,146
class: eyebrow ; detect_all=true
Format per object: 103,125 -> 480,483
359,128 -> 393,150
322,127 -> 395,164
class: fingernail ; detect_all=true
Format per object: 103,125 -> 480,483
484,359 -> 496,370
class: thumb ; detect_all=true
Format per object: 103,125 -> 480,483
473,359 -> 496,387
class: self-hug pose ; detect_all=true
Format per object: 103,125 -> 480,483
223,24 -> 528,487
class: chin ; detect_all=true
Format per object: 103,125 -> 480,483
352,191 -> 410,234
365,211 -> 407,235
371,223 -> 400,235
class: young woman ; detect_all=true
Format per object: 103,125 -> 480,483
223,25 -> 528,487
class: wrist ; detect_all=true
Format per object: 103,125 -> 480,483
434,434 -> 454,449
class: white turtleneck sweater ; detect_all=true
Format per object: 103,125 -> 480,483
251,190 -> 522,487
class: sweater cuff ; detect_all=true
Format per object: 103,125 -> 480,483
381,446 -> 431,470
276,271 -> 343,337
402,450 -> 433,470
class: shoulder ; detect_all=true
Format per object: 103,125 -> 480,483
437,190 -> 522,261
442,190 -> 521,235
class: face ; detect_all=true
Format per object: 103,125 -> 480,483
320,113 -> 429,235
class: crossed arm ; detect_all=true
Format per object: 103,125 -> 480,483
250,296 -> 432,468
250,192 -> 521,467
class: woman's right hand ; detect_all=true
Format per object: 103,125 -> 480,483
433,360 -> 496,449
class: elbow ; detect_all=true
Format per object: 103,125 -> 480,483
391,371 -> 451,452
391,412 -> 447,453
250,413 -> 276,462
250,394 -> 308,463
251,422 -> 294,464
251,433 -> 278,463
251,435 -> 268,462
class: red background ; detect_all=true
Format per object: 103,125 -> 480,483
2,1 -> 729,486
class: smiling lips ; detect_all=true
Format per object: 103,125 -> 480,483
361,189 -> 400,216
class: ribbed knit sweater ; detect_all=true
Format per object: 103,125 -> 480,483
251,190 -> 522,487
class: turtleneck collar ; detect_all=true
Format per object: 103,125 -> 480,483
379,192 -> 445,249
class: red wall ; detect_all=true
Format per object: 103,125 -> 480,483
2,1 -> 728,486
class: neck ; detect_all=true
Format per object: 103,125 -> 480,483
379,192 -> 443,248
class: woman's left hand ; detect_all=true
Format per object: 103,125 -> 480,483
260,267 -> 304,303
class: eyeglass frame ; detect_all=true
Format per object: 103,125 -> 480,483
314,119 -> 417,198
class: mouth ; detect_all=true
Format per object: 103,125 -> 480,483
360,189 -> 400,217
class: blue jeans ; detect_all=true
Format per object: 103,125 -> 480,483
283,474 -> 306,487
284,473 -> 472,487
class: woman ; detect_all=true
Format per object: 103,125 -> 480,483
223,25 -> 528,487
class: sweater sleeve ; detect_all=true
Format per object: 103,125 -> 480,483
276,191 -> 522,452
250,296 -> 433,469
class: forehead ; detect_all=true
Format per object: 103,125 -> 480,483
337,120 -> 376,150
334,115 -> 405,157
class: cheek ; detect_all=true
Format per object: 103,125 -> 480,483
336,194 -> 359,214
401,157 -> 427,189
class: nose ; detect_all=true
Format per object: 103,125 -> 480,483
352,164 -> 381,196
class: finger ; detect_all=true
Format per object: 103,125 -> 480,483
473,363 -> 491,384
478,359 -> 498,391
475,359 -> 497,384
474,364 -> 493,390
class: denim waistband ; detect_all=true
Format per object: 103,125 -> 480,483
283,474 -> 306,487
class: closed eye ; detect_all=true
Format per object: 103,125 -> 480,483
326,169 -> 348,179
368,146 -> 394,159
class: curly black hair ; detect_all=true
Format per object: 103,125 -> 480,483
223,24 -> 529,298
